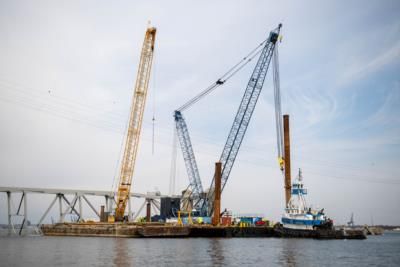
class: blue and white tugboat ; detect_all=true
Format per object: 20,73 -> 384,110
279,169 -> 333,236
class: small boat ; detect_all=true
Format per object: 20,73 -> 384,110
281,169 -> 333,231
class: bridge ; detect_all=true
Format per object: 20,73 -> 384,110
0,186 -> 166,235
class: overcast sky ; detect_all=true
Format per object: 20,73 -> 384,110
0,0 -> 399,225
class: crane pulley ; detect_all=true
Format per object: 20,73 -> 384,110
115,27 -> 156,221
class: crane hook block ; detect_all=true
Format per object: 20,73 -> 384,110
278,157 -> 285,171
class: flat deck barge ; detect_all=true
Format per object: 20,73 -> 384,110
41,223 -> 366,239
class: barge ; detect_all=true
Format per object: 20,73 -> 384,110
41,223 -> 366,239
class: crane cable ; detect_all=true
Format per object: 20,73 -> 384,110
272,42 -> 284,172
110,102 -> 131,201
151,48 -> 157,155
171,36 -> 270,198
177,38 -> 270,112
169,126 -> 178,195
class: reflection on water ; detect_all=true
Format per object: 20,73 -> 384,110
1,234 -> 399,266
113,238 -> 132,267
208,238 -> 225,266
279,239 -> 298,267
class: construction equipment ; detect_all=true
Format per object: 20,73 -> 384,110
115,27 -> 157,221
272,40 -> 293,207
283,114 -> 292,206
206,24 -> 282,215
348,213 -> 355,227
173,27 -> 278,213
174,110 -> 204,204
173,24 -> 283,216
212,162 -> 222,226
273,44 -> 284,172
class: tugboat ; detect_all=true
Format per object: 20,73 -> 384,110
279,169 -> 333,235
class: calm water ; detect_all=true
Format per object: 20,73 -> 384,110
1,232 -> 400,266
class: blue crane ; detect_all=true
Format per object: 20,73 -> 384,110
173,74 -> 228,211
206,24 -> 282,215
173,24 -> 282,215
174,110 -> 204,198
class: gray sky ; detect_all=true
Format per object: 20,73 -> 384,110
0,0 -> 399,225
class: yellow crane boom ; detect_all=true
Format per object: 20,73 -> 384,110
115,27 -> 156,221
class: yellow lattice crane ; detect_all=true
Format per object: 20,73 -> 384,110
115,27 -> 156,221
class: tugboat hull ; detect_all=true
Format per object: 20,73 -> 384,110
275,225 -> 366,239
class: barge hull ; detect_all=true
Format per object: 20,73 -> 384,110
41,223 -> 366,239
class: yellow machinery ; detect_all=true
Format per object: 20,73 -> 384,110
177,210 -> 193,226
115,27 -> 157,221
